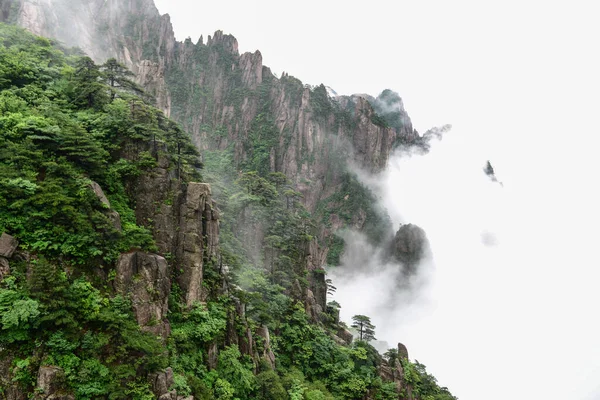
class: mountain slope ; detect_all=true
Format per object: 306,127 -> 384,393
0,3 -> 457,398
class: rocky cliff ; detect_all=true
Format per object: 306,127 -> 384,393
0,0 -> 434,289
0,0 -> 417,211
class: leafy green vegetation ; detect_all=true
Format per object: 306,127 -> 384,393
0,23 -> 196,397
401,359 -> 458,400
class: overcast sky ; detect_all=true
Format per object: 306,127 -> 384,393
153,1 -> 600,399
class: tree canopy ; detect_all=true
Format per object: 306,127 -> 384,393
351,314 -> 376,342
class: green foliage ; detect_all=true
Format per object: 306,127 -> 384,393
170,302 -> 228,346
217,345 -> 256,398
383,348 -> 399,368
100,58 -> 144,100
0,262 -> 168,397
325,235 -> 344,266
0,23 -> 203,266
242,113 -> 280,175
255,369 -> 288,400
402,359 -> 458,400
310,84 -> 333,118
271,303 -> 378,399
0,23 -> 200,398
371,112 -> 389,128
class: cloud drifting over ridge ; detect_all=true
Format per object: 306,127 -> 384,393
331,124 -> 600,400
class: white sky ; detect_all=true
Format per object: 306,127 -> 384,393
153,1 -> 600,399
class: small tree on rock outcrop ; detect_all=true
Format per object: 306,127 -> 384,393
351,314 -> 376,342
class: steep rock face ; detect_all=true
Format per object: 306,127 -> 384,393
177,182 -> 219,306
4,0 -> 414,214
89,181 -> 122,231
115,252 -> 171,338
123,142 -> 220,306
255,325 -> 276,369
1,0 -> 175,115
378,343 -> 415,400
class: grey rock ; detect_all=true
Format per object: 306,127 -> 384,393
115,252 -> 171,338
36,366 -> 70,399
256,325 -> 276,368
207,342 -> 218,370
106,209 -> 122,232
337,328 -> 354,345
0,233 -> 18,258
177,182 -> 219,307
398,342 -> 409,360
158,391 -> 177,400
0,351 -> 27,400
88,182 -> 121,230
150,367 -> 175,398
0,257 -> 9,280
305,289 -> 323,322
390,223 -> 430,276
89,181 -> 111,208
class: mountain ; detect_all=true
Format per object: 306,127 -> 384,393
0,1 -> 455,399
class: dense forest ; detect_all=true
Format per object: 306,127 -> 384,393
0,23 -> 456,400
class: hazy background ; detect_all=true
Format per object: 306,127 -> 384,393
153,1 -> 600,399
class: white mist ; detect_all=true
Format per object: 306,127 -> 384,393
331,120 -> 600,400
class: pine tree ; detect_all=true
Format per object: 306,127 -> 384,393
351,314 -> 376,342
71,56 -> 107,108
100,58 -> 144,100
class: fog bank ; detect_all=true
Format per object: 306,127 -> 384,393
331,123 -> 600,400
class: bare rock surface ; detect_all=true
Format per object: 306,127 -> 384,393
0,232 -> 18,258
115,252 -> 171,337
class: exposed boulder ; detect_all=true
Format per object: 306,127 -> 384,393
336,327 -> 354,345
127,141 -> 220,307
115,252 -> 171,338
35,366 -> 73,400
0,233 -> 18,281
398,342 -> 409,361
378,359 -> 396,382
305,288 -> 323,322
89,181 -> 111,207
149,367 -> 174,399
0,232 -> 18,258
225,298 -> 254,359
390,223 -> 430,277
378,343 -> 414,399
88,181 -> 122,231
